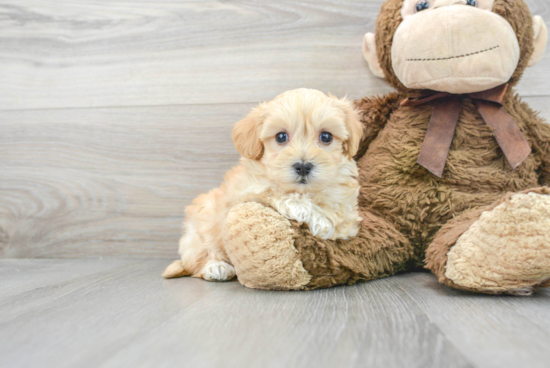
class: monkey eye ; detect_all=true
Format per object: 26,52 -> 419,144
466,0 -> 477,6
275,132 -> 288,144
415,1 -> 430,12
319,132 -> 333,144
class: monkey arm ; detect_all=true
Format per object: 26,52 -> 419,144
224,202 -> 413,290
531,120 -> 550,186
519,98 -> 550,186
354,93 -> 401,160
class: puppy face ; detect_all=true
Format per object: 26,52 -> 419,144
233,89 -> 363,192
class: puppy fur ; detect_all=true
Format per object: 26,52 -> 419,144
163,89 -> 364,281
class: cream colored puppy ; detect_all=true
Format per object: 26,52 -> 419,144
163,89 -> 363,282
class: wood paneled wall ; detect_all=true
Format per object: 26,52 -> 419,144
1,0 -> 549,258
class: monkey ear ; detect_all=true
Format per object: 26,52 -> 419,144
528,16 -> 548,67
362,33 -> 385,79
232,104 -> 266,160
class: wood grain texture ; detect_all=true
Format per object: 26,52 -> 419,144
1,98 -> 549,258
0,261 -> 464,368
0,0 -> 549,110
396,274 -> 550,368
0,258 -> 136,301
2,260 -> 550,368
0,104 -> 251,258
1,0 -> 550,258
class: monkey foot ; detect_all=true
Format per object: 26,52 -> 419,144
223,202 -> 312,290
445,191 -> 550,295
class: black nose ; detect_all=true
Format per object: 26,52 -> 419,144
293,162 -> 314,177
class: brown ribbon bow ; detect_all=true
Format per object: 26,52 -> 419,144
401,84 -> 531,178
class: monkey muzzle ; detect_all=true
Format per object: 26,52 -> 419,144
391,5 -> 520,94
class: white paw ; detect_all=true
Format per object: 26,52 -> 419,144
276,195 -> 312,222
308,211 -> 335,239
202,260 -> 236,282
333,220 -> 361,240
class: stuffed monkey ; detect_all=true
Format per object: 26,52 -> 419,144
223,0 -> 550,294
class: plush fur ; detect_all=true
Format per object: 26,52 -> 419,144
222,0 -> 550,294
427,187 -> 550,295
375,0 -> 536,92
393,2 -> 521,93
224,202 -> 312,290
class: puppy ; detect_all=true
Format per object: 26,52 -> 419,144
163,89 -> 363,282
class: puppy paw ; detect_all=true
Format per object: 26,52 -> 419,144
308,211 -> 335,239
332,221 -> 361,240
275,195 -> 312,222
202,260 -> 236,282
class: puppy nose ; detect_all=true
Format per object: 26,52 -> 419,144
293,162 -> 314,176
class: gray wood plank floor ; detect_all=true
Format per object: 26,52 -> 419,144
2,259 -> 550,368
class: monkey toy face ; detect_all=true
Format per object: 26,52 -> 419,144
363,0 -> 548,94
395,0 -> 519,93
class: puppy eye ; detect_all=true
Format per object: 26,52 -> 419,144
466,0 -> 476,6
416,1 -> 430,12
319,132 -> 333,144
275,132 -> 288,144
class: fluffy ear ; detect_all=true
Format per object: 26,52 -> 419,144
528,16 -> 548,67
362,33 -> 385,78
337,99 -> 364,159
232,104 -> 266,160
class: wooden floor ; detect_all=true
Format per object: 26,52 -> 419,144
1,259 -> 550,368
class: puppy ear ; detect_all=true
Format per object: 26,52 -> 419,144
336,98 -> 364,159
232,104 -> 266,160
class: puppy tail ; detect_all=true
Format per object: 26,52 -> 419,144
162,260 -> 189,279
